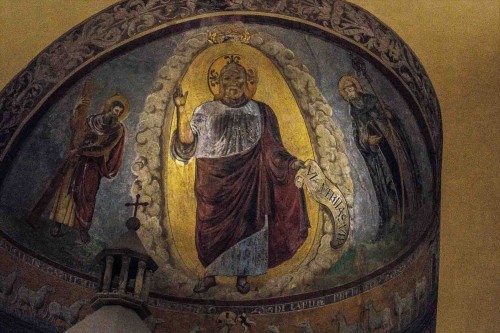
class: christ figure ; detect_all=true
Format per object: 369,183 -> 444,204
170,55 -> 310,294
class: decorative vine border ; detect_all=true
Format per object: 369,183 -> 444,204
148,245 -> 422,314
0,236 -> 97,290
0,0 -> 441,167
0,224 -> 438,314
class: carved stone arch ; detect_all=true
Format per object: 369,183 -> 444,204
132,24 -> 354,299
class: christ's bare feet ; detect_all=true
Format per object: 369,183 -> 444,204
193,276 -> 216,293
236,276 -> 250,294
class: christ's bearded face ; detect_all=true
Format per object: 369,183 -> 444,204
220,63 -> 248,105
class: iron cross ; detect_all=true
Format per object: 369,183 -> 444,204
125,194 -> 149,217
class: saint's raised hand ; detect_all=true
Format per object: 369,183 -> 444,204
368,135 -> 382,146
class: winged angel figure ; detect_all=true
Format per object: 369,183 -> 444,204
28,82 -> 129,244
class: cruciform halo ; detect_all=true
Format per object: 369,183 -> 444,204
207,54 -> 258,99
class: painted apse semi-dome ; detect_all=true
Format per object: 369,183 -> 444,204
0,1 -> 441,332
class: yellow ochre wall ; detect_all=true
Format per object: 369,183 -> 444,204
1,1 -> 499,332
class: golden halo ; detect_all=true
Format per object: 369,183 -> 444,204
103,93 -> 130,121
207,54 -> 258,99
338,75 -> 362,101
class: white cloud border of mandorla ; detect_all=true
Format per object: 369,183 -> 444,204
131,23 -> 353,300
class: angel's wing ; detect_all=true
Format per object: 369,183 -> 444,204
27,82 -> 94,226
70,81 -> 92,148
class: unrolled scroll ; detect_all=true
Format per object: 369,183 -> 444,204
295,160 -> 350,248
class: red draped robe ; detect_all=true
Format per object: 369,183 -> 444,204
70,118 -> 125,230
181,101 -> 310,269
28,109 -> 125,232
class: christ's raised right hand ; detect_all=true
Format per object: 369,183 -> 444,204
173,86 -> 189,108
173,86 -> 194,145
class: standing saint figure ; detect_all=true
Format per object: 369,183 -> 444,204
339,76 -> 419,240
28,83 -> 129,244
171,55 -> 310,294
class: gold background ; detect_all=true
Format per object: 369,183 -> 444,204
0,1 -> 498,332
163,42 -> 319,279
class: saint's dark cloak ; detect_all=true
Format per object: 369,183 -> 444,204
194,102 -> 310,268
351,93 -> 419,232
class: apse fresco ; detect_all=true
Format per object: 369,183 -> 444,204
0,1 -> 440,332
1,24 -> 432,298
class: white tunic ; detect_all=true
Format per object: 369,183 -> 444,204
190,100 -> 261,158
191,100 -> 268,276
